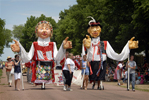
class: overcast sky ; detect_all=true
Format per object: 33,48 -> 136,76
0,0 -> 77,61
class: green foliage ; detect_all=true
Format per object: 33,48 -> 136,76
12,24 -> 24,40
0,18 -> 5,55
2,29 -> 12,47
0,18 -> 12,56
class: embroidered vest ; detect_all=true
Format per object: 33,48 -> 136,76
33,42 -> 54,61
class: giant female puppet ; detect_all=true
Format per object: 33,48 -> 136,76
11,20 -> 72,89
82,16 -> 138,90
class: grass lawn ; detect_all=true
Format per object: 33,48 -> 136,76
104,81 -> 149,92
0,69 -> 2,83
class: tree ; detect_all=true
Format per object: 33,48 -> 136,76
0,18 -> 5,55
0,18 -> 12,56
12,24 -> 24,40
132,0 -> 149,62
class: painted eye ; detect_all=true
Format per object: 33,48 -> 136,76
46,28 -> 49,30
40,29 -> 43,30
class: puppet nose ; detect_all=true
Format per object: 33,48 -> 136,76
93,28 -> 97,32
43,28 -> 46,32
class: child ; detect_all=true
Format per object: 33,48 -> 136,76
123,69 -> 128,83
140,75 -> 144,84
80,55 -> 90,90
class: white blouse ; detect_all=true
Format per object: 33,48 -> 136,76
82,37 -> 130,61
19,37 -> 65,63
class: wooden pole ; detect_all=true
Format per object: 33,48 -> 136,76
127,55 -> 130,90
19,54 -> 24,90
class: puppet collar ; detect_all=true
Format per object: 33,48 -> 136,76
92,37 -> 100,44
37,37 -> 51,46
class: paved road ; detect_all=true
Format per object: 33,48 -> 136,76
0,69 -> 149,100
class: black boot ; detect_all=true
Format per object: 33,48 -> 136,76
92,83 -> 95,89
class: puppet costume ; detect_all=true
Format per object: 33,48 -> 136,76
14,21 -> 67,89
83,37 -> 129,80
19,37 -> 65,87
82,17 -> 130,90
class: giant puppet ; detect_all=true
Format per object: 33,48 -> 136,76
11,20 -> 72,89
82,16 -> 138,90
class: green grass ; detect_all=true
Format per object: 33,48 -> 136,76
120,85 -> 149,92
0,83 -> 6,85
0,69 -> 2,83
104,82 -> 149,92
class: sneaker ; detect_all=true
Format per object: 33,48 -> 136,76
67,88 -> 73,91
63,86 -> 67,91
132,89 -> 135,92
28,82 -> 31,84
118,83 -> 121,86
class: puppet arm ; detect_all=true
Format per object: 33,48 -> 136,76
19,42 -> 34,63
54,42 -> 66,61
106,41 -> 130,61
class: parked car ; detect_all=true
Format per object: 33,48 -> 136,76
0,63 -> 3,69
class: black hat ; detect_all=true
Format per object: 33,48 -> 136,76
87,16 -> 102,29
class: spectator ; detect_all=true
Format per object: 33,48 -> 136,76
25,61 -> 31,83
140,75 -> 144,84
3,62 -> 5,68
144,69 -> 149,82
63,53 -> 75,91
5,56 -> 14,87
126,55 -> 136,92
60,51 -> 69,90
13,55 -> 21,91
80,55 -> 90,90
123,68 -> 128,83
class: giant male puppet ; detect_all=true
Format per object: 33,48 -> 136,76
82,16 -> 138,90
11,20 -> 72,89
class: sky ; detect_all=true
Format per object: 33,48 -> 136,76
0,0 -> 77,61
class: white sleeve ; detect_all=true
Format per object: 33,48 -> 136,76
66,59 -> 71,65
54,42 -> 66,61
19,42 -> 34,63
106,41 -> 130,61
82,44 -> 85,56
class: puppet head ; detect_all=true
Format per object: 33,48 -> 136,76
87,16 -> 102,38
35,21 -> 53,39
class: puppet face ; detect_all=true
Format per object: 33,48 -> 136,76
37,23 -> 52,39
87,26 -> 101,38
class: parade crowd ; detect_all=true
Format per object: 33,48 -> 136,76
1,53 -> 149,91
2,17 -> 140,92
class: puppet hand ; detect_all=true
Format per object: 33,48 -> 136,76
11,40 -> 20,52
83,35 -> 91,49
63,37 -> 72,49
128,37 -> 139,49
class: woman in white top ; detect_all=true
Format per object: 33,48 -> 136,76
63,53 -> 75,91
